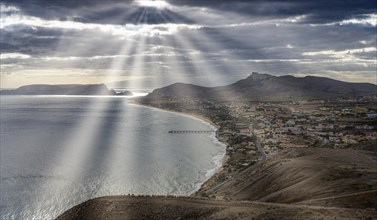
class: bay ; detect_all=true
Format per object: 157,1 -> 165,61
0,96 -> 225,219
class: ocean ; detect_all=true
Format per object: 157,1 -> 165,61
0,96 -> 226,219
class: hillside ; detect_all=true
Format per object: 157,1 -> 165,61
142,73 -> 377,102
56,196 -> 376,220
56,141 -> 377,219
0,84 -> 116,96
196,145 -> 377,209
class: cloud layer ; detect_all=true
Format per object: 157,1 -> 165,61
1,0 -> 376,88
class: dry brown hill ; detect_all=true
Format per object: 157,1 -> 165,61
200,147 -> 377,209
56,196 -> 376,220
57,145 -> 377,219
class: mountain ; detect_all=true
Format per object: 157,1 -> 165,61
142,73 -> 377,102
143,82 -> 209,99
0,84 -> 117,96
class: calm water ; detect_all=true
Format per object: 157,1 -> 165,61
0,96 -> 225,219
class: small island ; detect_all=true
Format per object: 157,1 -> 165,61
115,90 -> 133,96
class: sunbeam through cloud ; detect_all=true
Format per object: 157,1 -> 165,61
1,1 -> 377,219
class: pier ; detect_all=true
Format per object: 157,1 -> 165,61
168,130 -> 216,134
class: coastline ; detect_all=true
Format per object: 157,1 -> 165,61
127,101 -> 219,129
128,100 -> 228,196
56,98 -> 377,219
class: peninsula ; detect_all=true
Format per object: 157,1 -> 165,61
0,84 -> 133,96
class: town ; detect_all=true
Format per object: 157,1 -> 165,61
136,95 -> 377,195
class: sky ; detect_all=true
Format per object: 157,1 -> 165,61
0,0 -> 376,88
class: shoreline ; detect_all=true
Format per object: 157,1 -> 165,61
128,101 -> 228,196
127,99 -> 219,129
128,101 -> 219,129
56,98 -> 377,219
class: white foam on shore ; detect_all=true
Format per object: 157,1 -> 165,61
188,120 -> 227,195
125,104 -> 227,195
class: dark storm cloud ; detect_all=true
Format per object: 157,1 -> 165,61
1,0 -> 193,25
0,25 -> 61,55
2,0 -> 376,25
168,0 -> 376,23
0,22 -> 139,58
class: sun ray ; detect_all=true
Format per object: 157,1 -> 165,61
163,10 -> 261,81
161,11 -> 253,101
28,6 -> 153,218
5,3 -> 268,218
136,0 -> 170,9
90,5 -> 157,195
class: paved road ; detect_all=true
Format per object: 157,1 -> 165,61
255,137 -> 267,162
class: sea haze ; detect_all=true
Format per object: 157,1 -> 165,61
0,96 -> 226,219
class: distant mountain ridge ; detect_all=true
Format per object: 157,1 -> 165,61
143,73 -> 377,102
0,84 -> 119,96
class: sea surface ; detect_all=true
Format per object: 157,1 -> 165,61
0,96 -> 226,219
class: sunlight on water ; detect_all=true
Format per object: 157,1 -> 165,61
0,96 -> 225,219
